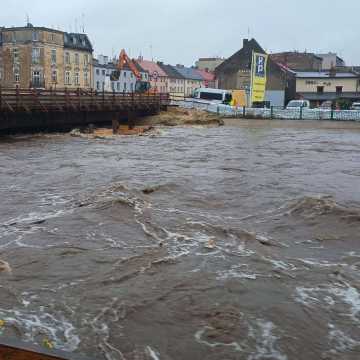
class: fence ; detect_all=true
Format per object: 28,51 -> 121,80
172,99 -> 360,122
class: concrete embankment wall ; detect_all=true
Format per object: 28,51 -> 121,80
175,100 -> 360,122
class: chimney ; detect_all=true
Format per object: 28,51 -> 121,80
329,67 -> 336,77
243,39 -> 249,48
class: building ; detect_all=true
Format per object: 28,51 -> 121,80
270,52 -> 323,71
63,33 -> 93,89
157,62 -> 185,97
195,57 -> 224,72
136,58 -> 168,92
0,23 -> 93,89
93,55 -> 148,93
172,65 -> 204,96
295,69 -> 360,106
317,53 -> 346,70
215,39 -> 296,107
195,68 -> 217,88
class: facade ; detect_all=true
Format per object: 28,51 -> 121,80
93,55 -> 148,93
157,63 -> 185,97
63,33 -> 93,89
136,58 -> 168,92
0,24 -> 93,89
270,52 -> 323,71
215,39 -> 296,107
195,57 -> 225,72
317,53 -> 346,70
295,70 -> 360,106
172,65 -> 204,96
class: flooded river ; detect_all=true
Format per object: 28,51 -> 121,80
0,120 -> 360,359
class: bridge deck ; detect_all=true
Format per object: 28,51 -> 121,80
0,88 -> 169,113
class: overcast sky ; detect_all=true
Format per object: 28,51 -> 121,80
1,0 -> 359,66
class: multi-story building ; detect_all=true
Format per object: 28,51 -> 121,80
215,39 -> 296,107
295,69 -> 360,106
195,57 -> 224,72
93,54 -> 148,93
136,58 -> 168,92
157,62 -> 185,97
270,51 -> 323,71
195,68 -> 217,88
172,65 -> 204,96
0,23 -> 93,89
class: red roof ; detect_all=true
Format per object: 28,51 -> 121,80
195,69 -> 216,81
136,60 -> 167,77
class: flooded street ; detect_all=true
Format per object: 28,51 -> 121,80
0,120 -> 360,360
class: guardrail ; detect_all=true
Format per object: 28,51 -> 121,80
0,87 -> 169,113
173,99 -> 360,122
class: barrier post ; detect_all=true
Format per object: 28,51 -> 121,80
243,106 -> 246,118
300,106 -> 303,120
270,106 -> 274,119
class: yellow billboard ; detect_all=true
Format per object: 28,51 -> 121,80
250,52 -> 268,104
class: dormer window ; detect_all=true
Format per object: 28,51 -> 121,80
32,31 -> 39,41
82,39 -> 86,46
72,37 -> 76,45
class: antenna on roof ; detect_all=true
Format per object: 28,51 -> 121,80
81,13 -> 85,33
247,26 -> 250,39
26,13 -> 30,26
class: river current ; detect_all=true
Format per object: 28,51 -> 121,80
0,120 -> 360,359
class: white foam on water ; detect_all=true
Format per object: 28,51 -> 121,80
146,346 -> 161,360
295,283 -> 360,323
248,320 -> 287,360
216,265 -> 258,281
263,257 -> 296,271
298,258 -> 347,268
194,326 -> 242,352
0,308 -> 80,351
327,324 -> 360,354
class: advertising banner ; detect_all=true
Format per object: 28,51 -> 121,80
251,52 -> 268,104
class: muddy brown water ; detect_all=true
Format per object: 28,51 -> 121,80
0,120 -> 360,360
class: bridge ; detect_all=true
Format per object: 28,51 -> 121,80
0,87 -> 169,133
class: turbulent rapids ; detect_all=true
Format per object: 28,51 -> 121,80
0,121 -> 360,359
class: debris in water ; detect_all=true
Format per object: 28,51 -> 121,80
0,319 -> 5,328
43,338 -> 54,349
0,261 -> 12,274
204,239 -> 216,249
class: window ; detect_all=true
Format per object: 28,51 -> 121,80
130,72 -> 134,78
123,82 -> 127,92
130,83 -> 133,92
96,69 -> 100,75
111,82 -> 115,91
96,81 -> 100,90
32,48 -> 40,64
84,54 -> 89,66
32,31 -> 39,41
65,71 -> 71,85
51,49 -> 56,64
317,86 -> 324,93
32,71 -> 41,87
75,53 -> 79,66
336,86 -> 343,94
117,82 -> 120,91
74,72 -> 80,86
14,68 -> 20,83
123,71 -> 127,78
51,70 -> 57,83
65,52 -> 70,65
102,70 -> 106,76
84,72 -> 89,86
13,48 -> 19,64
72,37 -> 77,45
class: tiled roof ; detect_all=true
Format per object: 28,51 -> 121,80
137,60 -> 167,77
195,69 -> 216,81
173,66 -> 203,81
157,63 -> 185,79
64,32 -> 93,52
296,71 -> 357,78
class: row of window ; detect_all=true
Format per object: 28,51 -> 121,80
11,47 -> 89,67
169,87 -> 184,93
95,68 -> 134,78
96,81 -> 134,92
317,85 -> 343,94
12,69 -> 90,86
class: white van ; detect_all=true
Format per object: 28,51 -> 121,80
192,88 -> 232,104
286,100 -> 310,109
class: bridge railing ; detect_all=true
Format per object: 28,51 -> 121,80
0,87 -> 169,113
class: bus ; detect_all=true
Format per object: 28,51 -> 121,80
192,88 -> 232,104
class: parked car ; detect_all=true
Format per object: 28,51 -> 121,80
351,102 -> 360,110
286,100 -> 310,110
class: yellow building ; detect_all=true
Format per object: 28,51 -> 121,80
0,24 -> 93,90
